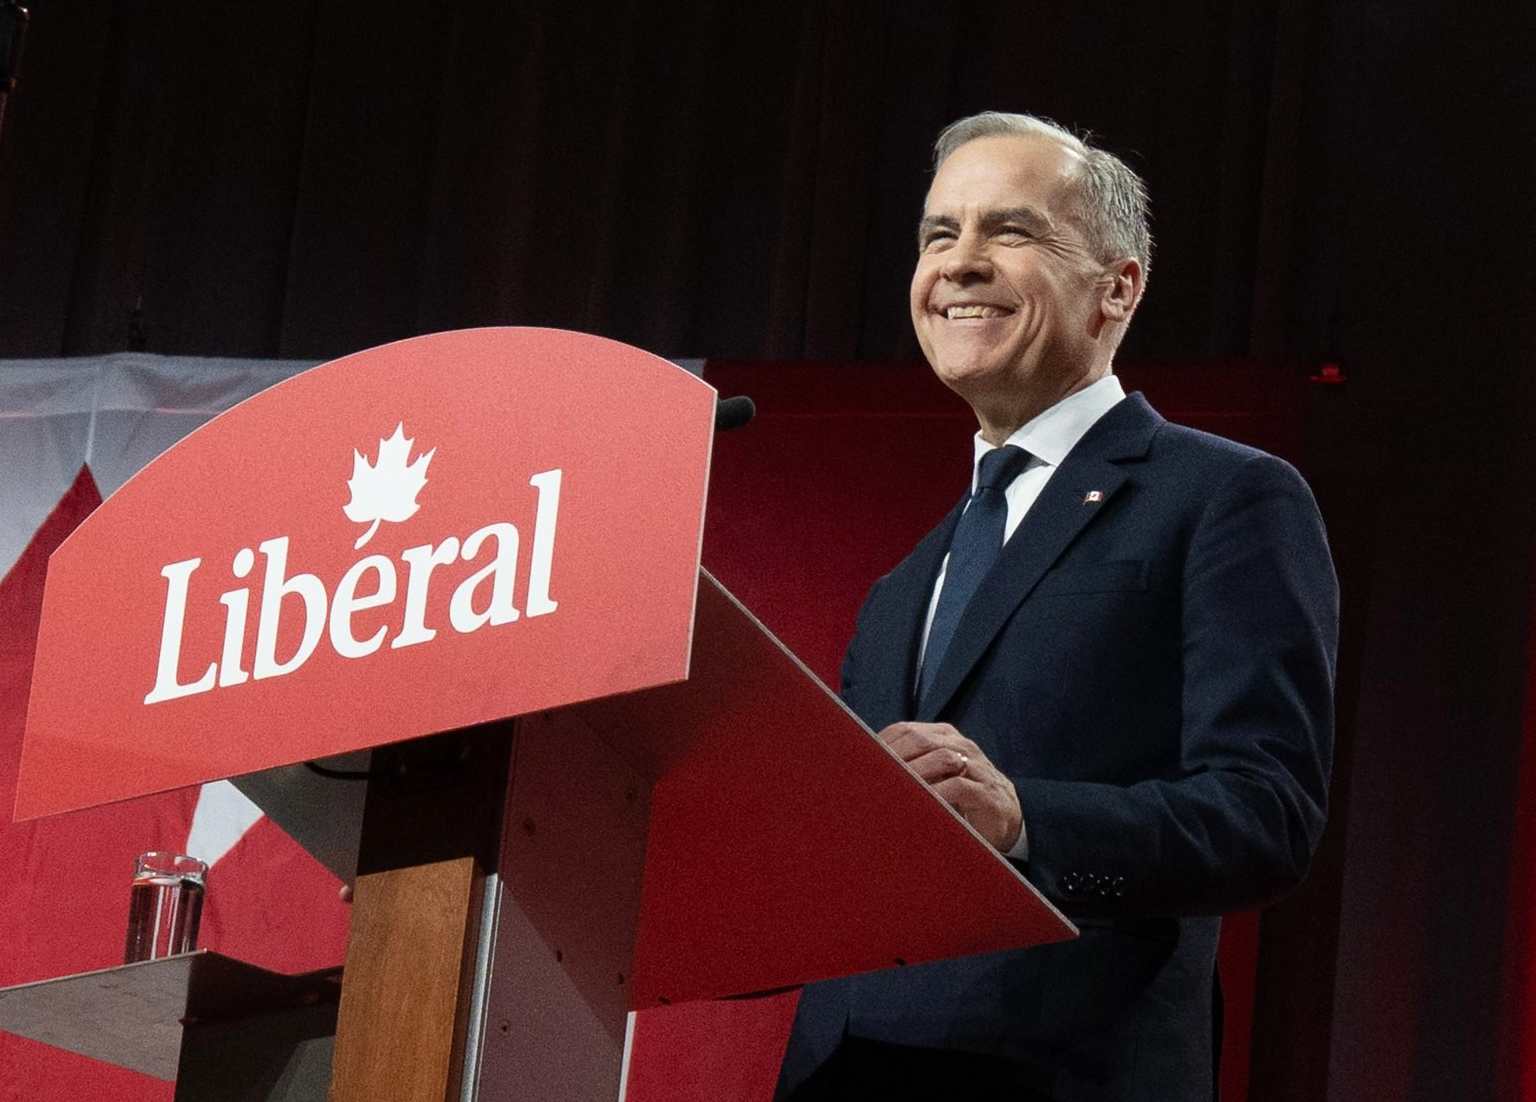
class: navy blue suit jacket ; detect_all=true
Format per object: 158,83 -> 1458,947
780,392 -> 1338,1101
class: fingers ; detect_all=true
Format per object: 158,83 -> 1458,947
933,772 -> 1024,852
877,721 -> 977,763
874,721 -> 1023,851
878,722 -> 982,788
906,744 -> 971,784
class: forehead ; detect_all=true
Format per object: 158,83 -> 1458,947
923,134 -> 1084,217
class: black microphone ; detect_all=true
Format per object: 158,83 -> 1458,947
714,395 -> 756,432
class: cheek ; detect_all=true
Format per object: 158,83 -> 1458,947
1005,277 -> 1065,334
909,272 -> 936,337
908,266 -> 931,313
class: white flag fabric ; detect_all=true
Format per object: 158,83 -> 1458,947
0,354 -> 317,581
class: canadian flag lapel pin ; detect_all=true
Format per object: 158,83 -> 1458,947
1083,490 -> 1104,504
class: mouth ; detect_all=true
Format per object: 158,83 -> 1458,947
939,304 -> 1013,320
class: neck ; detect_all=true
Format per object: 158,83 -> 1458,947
973,368 -> 1111,445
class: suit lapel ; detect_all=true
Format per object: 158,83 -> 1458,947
861,498 -> 964,724
916,393 -> 1162,721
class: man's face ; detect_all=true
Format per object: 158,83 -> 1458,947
910,133 -> 1116,425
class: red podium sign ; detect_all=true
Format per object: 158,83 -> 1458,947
17,328 -> 715,819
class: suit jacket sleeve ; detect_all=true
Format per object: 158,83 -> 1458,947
1004,453 -> 1336,917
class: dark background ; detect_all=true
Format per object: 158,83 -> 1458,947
3,2 -> 1534,1099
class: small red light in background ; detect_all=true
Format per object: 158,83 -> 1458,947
1309,363 -> 1347,385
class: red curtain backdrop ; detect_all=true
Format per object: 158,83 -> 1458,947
16,357 -> 1536,1102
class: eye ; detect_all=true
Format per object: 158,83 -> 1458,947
995,225 -> 1032,243
920,229 -> 956,252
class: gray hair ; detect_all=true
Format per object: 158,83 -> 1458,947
933,112 -> 1153,281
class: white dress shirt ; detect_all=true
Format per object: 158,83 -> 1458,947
917,373 -> 1127,859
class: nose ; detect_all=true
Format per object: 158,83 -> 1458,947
940,232 -> 993,282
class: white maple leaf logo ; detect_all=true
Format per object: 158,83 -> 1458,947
343,423 -> 436,549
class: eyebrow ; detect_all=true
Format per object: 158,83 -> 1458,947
916,206 -> 1055,246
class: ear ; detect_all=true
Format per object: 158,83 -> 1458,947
1099,258 -> 1144,323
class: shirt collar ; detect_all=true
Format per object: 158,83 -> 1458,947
970,374 -> 1127,486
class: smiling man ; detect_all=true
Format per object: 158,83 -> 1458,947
776,113 -> 1339,1101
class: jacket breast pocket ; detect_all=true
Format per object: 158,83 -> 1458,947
1033,559 -> 1148,597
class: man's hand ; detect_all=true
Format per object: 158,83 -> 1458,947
878,721 -> 1023,852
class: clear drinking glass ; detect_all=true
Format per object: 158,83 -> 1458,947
123,851 -> 207,963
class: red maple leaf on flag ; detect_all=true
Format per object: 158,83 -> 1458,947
343,423 -> 436,549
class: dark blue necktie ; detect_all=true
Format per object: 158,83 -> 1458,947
918,444 -> 1029,706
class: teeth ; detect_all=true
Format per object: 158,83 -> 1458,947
945,305 -> 1007,319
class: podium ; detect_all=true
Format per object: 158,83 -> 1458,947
5,329 -> 1075,1099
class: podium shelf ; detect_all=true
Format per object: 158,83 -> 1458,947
0,951 -> 341,1080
